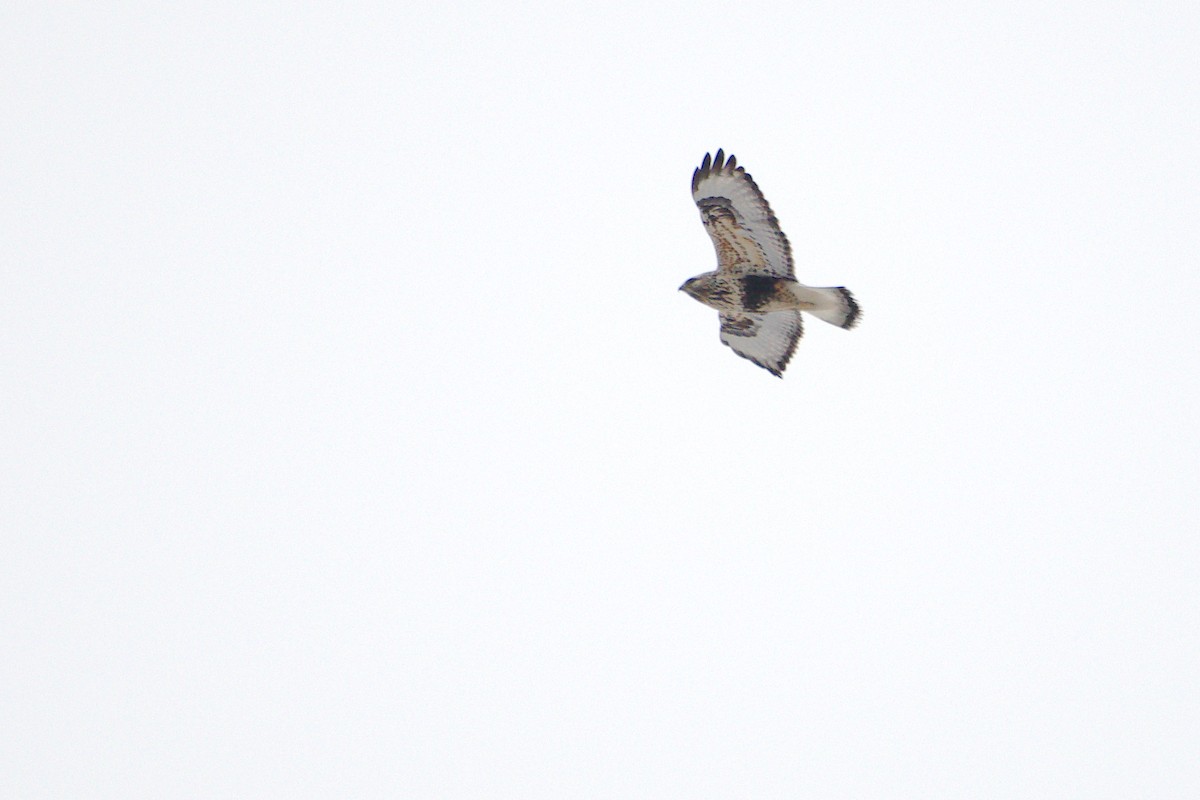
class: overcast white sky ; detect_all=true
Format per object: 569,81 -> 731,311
4,2 -> 1199,797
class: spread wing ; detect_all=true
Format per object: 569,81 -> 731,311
693,149 -> 794,277
719,311 -> 804,378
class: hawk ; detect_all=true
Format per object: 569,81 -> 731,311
680,149 -> 860,377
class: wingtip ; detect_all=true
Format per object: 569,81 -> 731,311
698,149 -> 740,175
765,356 -> 789,378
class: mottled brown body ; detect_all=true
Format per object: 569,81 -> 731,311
680,272 -> 816,314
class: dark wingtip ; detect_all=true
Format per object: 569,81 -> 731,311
753,358 -> 785,378
714,148 -> 725,169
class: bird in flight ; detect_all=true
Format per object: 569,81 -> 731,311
680,149 -> 860,377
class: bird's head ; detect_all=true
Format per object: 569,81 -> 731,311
679,274 -> 707,301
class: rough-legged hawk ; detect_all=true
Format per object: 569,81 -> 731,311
680,149 -> 860,377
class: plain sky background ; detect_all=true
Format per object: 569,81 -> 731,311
3,2 -> 1199,797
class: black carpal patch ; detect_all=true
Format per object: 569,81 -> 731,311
720,314 -> 759,337
741,275 -> 780,311
697,197 -> 737,226
697,197 -> 733,212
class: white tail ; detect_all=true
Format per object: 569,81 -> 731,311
795,285 -> 861,329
